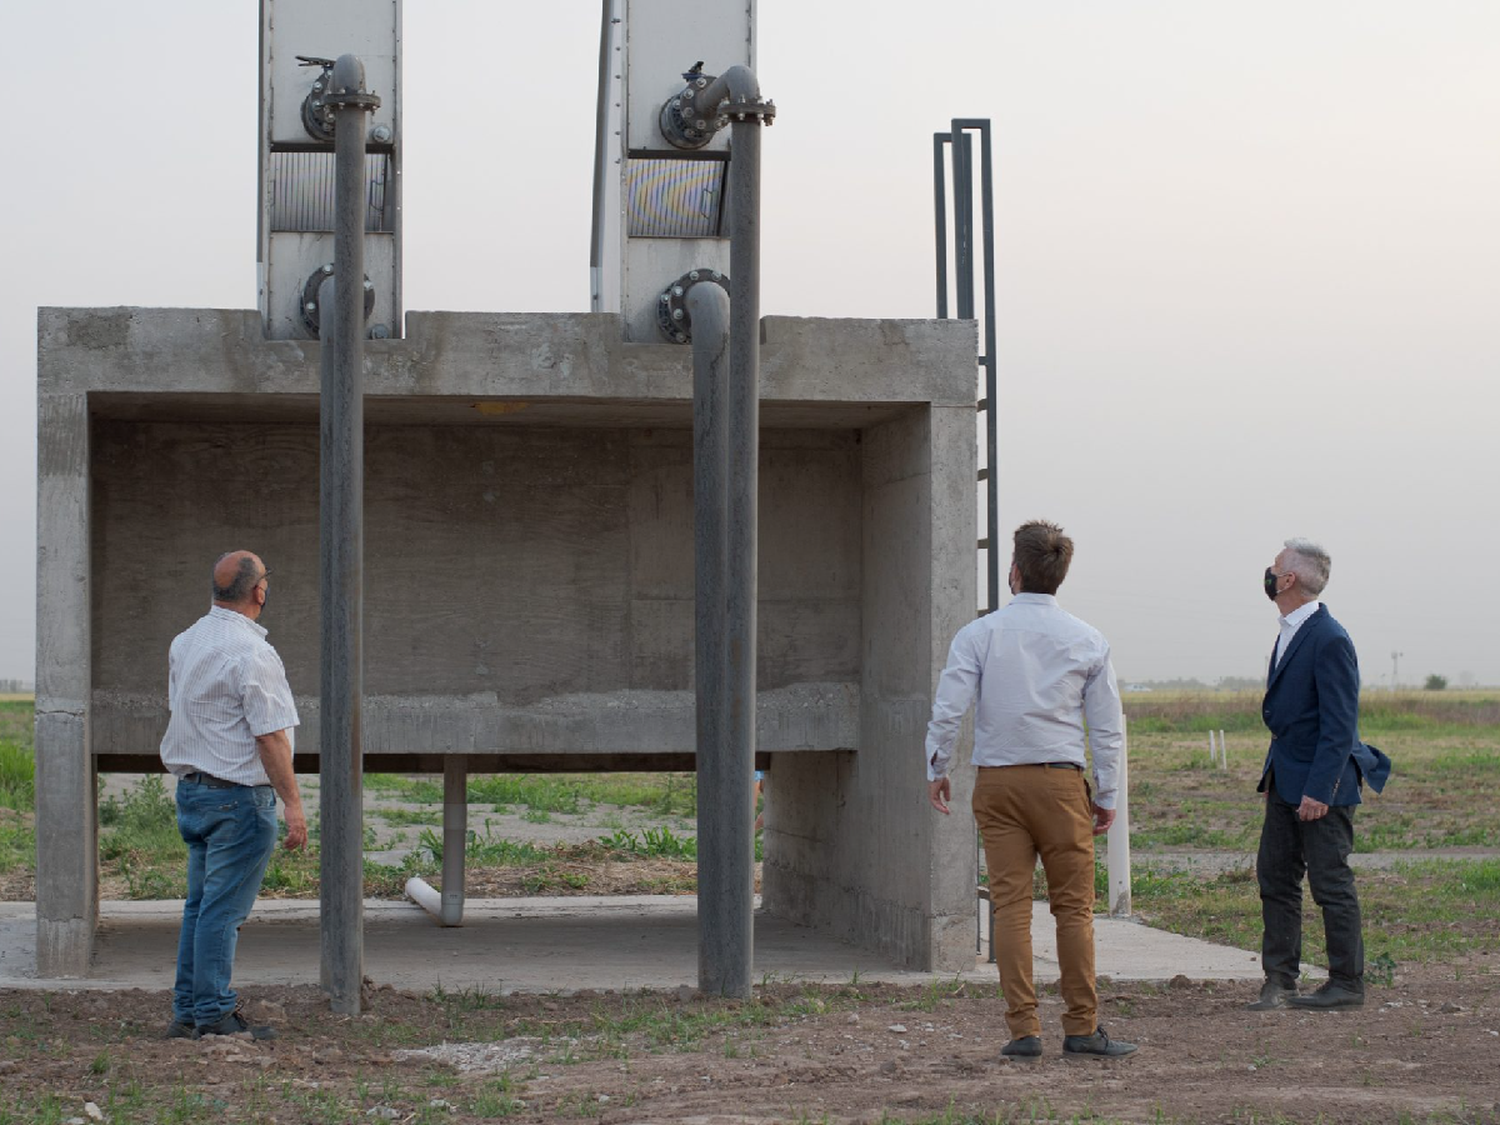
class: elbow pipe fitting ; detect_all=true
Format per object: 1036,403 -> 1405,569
657,268 -> 731,343
659,64 -> 774,150
298,53 -> 381,141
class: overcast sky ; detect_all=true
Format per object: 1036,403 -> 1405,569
3,2 -> 1497,688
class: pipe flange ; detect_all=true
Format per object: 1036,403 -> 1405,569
722,96 -> 776,125
324,89 -> 382,112
656,269 -> 730,344
301,264 -> 376,337
297,56 -> 338,141
659,73 -> 727,150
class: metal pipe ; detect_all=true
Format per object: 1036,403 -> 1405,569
687,281 -> 735,995
319,52 -> 379,1017
403,757 -> 466,927
932,133 -> 949,319
972,121 -> 999,615
712,113 -> 764,1002
664,59 -> 770,1000
441,756 -> 467,926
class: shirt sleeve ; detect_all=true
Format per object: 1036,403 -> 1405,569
925,625 -> 982,781
1083,639 -> 1124,809
241,645 -> 300,738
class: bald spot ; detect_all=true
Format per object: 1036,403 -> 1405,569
213,551 -> 264,605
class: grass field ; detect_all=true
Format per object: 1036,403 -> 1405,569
1,692 -> 1496,967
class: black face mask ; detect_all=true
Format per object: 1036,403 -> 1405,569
1264,567 -> 1281,601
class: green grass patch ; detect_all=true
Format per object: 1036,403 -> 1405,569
0,738 -> 33,810
372,806 -> 442,828
1131,858 -> 1500,966
597,827 -> 697,859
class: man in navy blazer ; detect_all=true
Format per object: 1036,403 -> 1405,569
1250,538 -> 1390,1012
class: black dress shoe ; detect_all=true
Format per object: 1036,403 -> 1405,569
1246,979 -> 1297,1011
1063,1026 -> 1137,1057
1001,1035 -> 1042,1059
1288,982 -> 1364,1010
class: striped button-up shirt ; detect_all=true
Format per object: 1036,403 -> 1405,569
160,606 -> 300,786
924,593 -> 1124,808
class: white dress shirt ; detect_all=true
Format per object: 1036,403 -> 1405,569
160,606 -> 300,786
1273,600 -> 1322,668
924,593 -> 1124,808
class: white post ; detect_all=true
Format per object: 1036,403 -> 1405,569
1219,729 -> 1229,770
1208,731 -> 1217,766
1107,714 -> 1132,916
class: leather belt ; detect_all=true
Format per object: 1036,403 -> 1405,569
1044,762 -> 1082,770
180,771 -> 241,789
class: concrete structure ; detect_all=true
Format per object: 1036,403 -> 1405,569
35,306 -> 979,976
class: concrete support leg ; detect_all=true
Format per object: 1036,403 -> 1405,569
35,391 -> 96,978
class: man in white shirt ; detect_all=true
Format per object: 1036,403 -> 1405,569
926,521 -> 1135,1059
160,551 -> 306,1040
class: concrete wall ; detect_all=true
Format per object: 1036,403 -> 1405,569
758,405 -> 978,971
36,307 -> 977,976
88,421 -> 862,759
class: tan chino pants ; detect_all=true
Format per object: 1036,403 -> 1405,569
972,764 -> 1099,1039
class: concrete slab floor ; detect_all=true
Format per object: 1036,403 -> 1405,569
0,897 -> 1270,994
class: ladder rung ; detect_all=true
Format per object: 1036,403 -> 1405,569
977,538 -> 989,550
976,398 -> 988,412
977,467 -> 989,481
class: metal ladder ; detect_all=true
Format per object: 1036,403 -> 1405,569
933,118 -> 998,960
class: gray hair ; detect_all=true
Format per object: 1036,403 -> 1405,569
1282,538 -> 1331,598
213,554 -> 262,603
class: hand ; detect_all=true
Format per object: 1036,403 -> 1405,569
929,777 -> 951,815
1091,803 -> 1114,836
282,806 -> 308,850
1296,795 -> 1329,822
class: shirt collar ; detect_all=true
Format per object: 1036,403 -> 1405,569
1010,592 -> 1059,607
1278,600 -> 1321,629
209,604 -> 268,638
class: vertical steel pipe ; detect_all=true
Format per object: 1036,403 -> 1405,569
688,281 -> 735,996
319,53 -> 377,1017
933,133 -> 949,319
441,756 -> 467,926
678,63 -> 770,1001
974,122 -> 999,614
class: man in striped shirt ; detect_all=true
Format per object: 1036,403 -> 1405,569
159,551 -> 306,1040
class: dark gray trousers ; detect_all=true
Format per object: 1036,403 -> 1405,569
1256,786 -> 1364,990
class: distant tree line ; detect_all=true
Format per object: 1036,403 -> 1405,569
0,679 -> 32,693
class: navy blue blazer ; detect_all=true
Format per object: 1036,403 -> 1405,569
1258,604 -> 1390,806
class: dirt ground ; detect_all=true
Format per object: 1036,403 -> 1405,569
3,962 -> 1497,1124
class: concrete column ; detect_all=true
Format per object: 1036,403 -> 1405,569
35,392 -> 96,977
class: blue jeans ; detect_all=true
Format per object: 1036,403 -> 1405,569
173,778 -> 278,1026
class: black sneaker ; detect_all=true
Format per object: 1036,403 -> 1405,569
198,1008 -> 278,1041
1063,1026 -> 1137,1057
1001,1035 -> 1042,1060
164,1018 -> 198,1040
1246,979 -> 1297,1011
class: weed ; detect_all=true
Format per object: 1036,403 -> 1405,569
0,738 -> 34,809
